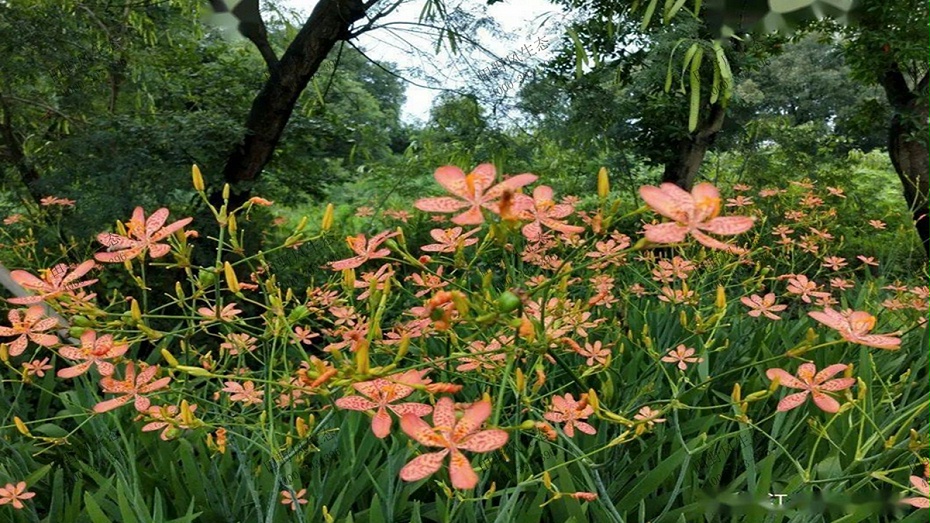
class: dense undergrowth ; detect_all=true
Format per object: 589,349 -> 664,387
0,162 -> 927,523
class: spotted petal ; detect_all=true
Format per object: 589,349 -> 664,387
811,392 -> 841,413
643,222 -> 688,244
335,396 -> 379,411
639,184 -> 693,222
400,413 -> 447,447
448,449 -> 480,489
699,216 -> 755,236
452,399 -> 492,442
458,428 -> 509,452
399,449 -> 448,482
776,391 -> 810,412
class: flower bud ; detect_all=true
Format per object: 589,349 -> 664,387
731,383 -> 741,403
355,339 -> 370,375
130,297 -> 142,322
296,417 -> 309,438
515,367 -> 526,394
13,416 -> 30,436
180,400 -> 195,426
161,348 -> 179,367
227,213 -> 237,234
597,167 -> 610,198
222,183 -> 230,201
192,164 -> 205,192
715,285 -> 726,309
177,365 -> 213,377
321,203 -> 334,232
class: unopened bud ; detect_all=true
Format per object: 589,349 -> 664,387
180,400 -> 195,426
731,383 -> 741,403
355,340 -> 370,375
597,167 -> 610,198
222,183 -> 230,201
224,262 -> 240,293
192,164 -> 205,192
130,297 -> 142,322
161,348 -> 179,367
13,416 -> 30,436
321,203 -> 334,232
296,417 -> 309,438
715,285 -> 726,309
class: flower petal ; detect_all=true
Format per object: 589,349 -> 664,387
457,429 -> 509,452
776,391 -> 809,412
811,392 -> 840,413
452,399 -> 492,442
448,449 -> 479,489
399,449 -> 448,482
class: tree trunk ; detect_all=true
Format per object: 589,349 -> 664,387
0,95 -> 43,204
220,0 -> 368,196
661,102 -> 727,189
880,64 -> 929,256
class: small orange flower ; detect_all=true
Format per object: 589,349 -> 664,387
399,397 -> 509,489
740,293 -> 787,320
570,491 -> 598,501
0,481 -> 35,509
661,345 -> 703,370
639,182 -> 754,254
22,357 -> 53,377
335,377 -> 432,438
0,306 -> 60,356
414,164 -> 537,225
7,260 -> 98,305
57,330 -> 129,378
280,489 -> 308,511
766,363 -> 855,413
901,475 -> 929,509
330,231 -> 398,271
807,308 -> 901,350
94,207 -> 193,263
544,393 -> 596,437
94,361 -> 172,413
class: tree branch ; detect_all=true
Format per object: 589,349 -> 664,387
211,0 -> 279,71
879,61 -> 915,110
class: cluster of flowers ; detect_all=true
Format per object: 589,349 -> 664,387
1,162 -> 926,514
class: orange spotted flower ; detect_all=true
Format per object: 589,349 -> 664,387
901,475 -> 929,509
514,185 -> 586,241
280,489 -> 308,511
766,363 -> 855,413
639,182 -> 754,254
399,397 -> 509,489
335,377 -> 432,438
807,308 -> 901,350
93,361 -> 171,413
0,305 -> 59,356
544,393 -> 596,437
57,330 -> 129,378
94,207 -> 193,263
330,230 -> 398,271
661,344 -> 703,370
740,293 -> 788,320
414,164 -> 537,225
7,260 -> 98,305
420,227 -> 481,253
0,481 -> 35,510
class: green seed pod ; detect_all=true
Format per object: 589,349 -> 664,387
198,269 -> 216,287
69,327 -> 86,338
72,315 -> 92,327
496,291 -> 521,313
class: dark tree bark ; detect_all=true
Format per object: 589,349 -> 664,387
879,64 -> 929,256
220,0 -> 369,199
661,102 -> 727,190
0,95 -> 43,203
